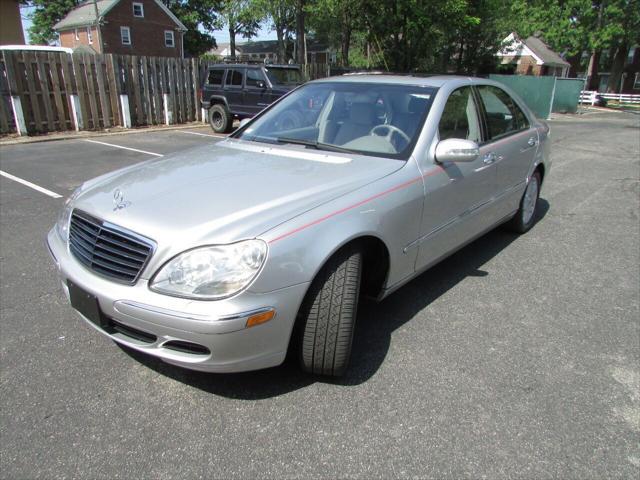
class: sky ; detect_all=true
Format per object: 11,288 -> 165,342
19,5 -> 277,46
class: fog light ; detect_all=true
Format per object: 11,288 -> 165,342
246,309 -> 275,328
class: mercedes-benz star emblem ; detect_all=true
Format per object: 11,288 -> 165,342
113,189 -> 131,211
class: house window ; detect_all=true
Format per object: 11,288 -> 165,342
87,27 -> 93,44
164,30 -> 175,48
74,29 -> 79,41
634,73 -> 640,90
121,26 -> 131,45
133,2 -> 144,17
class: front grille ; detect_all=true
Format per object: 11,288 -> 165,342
69,210 -> 154,284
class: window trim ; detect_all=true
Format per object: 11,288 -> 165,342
87,26 -> 93,44
473,84 -> 532,146
634,72 -> 640,90
120,26 -> 131,46
132,2 -> 144,18
164,30 -> 175,48
437,86 -> 484,144
245,68 -> 267,89
74,28 -> 79,41
225,68 -> 245,89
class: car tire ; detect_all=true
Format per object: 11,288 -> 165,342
296,246 -> 362,377
209,104 -> 232,133
506,170 -> 541,233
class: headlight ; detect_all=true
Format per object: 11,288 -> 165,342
56,187 -> 82,242
150,240 -> 267,300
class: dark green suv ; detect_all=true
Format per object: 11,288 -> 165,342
201,64 -> 303,133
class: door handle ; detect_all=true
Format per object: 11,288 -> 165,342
527,137 -> 538,147
483,152 -> 496,165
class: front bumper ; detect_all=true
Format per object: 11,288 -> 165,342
47,228 -> 309,373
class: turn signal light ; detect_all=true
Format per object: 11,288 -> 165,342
246,309 -> 275,328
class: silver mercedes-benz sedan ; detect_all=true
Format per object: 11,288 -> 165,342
47,75 -> 550,377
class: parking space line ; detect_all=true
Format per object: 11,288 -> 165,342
177,130 -> 226,138
0,170 -> 63,199
83,139 -> 164,157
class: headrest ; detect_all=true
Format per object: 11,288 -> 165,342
349,102 -> 375,125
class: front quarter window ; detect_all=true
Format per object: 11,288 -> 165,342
235,82 -> 436,159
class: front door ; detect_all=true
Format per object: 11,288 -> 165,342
415,86 -> 497,270
243,68 -> 271,116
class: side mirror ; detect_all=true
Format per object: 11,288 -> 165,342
239,118 -> 251,128
435,138 -> 479,163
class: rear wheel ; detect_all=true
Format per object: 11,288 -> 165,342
208,104 -> 232,133
506,170 -> 541,233
297,246 -> 362,377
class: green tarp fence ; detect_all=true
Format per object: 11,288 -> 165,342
488,75 -> 584,119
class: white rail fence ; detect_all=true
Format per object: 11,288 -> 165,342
580,90 -> 640,105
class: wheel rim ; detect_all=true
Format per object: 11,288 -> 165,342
522,176 -> 539,224
211,111 -> 223,129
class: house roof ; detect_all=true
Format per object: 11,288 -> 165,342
54,0 -> 186,31
523,36 -> 570,67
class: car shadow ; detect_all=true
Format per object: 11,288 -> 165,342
120,199 -> 549,398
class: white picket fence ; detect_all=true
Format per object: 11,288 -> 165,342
580,90 -> 640,105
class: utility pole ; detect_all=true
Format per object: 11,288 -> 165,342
92,0 -> 104,53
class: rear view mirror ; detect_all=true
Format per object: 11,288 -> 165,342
435,138 -> 479,163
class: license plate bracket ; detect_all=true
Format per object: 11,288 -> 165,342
68,281 -> 107,328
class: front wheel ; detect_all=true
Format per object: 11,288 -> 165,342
296,246 -> 362,377
208,104 -> 232,133
506,170 -> 541,233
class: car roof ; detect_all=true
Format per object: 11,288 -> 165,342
312,74 -> 476,88
208,64 -> 298,69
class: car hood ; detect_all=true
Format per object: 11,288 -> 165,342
74,139 -> 404,248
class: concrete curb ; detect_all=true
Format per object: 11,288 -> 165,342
0,122 -> 216,146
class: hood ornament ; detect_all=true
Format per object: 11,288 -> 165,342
113,189 -> 131,211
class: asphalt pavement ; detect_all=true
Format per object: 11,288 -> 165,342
0,112 -> 638,479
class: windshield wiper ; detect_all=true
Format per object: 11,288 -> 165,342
276,137 -> 354,154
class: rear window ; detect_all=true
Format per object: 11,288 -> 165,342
265,67 -> 302,85
225,69 -> 244,87
208,69 -> 224,86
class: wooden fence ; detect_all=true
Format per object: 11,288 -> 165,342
0,51 -> 200,135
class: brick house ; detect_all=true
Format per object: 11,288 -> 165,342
54,0 -> 186,58
496,33 -> 570,77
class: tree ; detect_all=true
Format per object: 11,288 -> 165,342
27,0 -> 79,45
255,0 -> 296,62
295,0 -> 306,64
219,0 -> 263,60
163,0 -> 223,57
306,0 -> 362,66
513,0 -> 640,91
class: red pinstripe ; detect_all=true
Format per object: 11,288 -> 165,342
268,165 -> 445,244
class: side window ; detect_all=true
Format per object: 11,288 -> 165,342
477,85 -> 529,141
225,69 -> 244,87
246,69 -> 266,88
208,69 -> 224,86
438,87 -> 481,143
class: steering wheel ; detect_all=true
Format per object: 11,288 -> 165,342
370,124 -> 411,146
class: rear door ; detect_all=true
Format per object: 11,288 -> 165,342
475,85 -> 538,195
223,68 -> 245,114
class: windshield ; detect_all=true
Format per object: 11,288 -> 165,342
235,82 -> 436,159
265,67 -> 303,85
